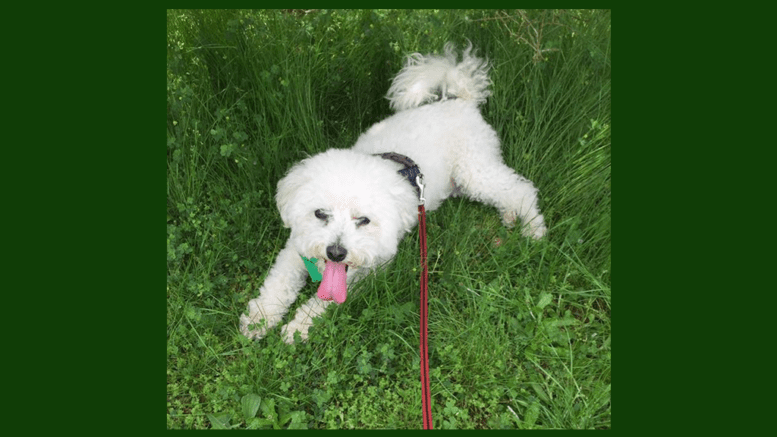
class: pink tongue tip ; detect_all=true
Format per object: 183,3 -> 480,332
317,261 -> 348,304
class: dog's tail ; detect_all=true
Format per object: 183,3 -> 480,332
387,42 -> 491,112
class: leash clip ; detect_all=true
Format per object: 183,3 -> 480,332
416,175 -> 426,206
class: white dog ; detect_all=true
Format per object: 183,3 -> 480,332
240,43 -> 546,343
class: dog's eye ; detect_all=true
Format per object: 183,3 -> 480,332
356,217 -> 370,227
314,209 -> 328,220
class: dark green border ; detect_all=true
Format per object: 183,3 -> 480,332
15,7 -> 165,430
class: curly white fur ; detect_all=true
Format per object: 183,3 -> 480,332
241,43 -> 546,343
387,42 -> 491,111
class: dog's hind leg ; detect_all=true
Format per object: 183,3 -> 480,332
452,151 -> 547,239
240,241 -> 308,340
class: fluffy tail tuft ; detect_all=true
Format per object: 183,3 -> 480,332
387,42 -> 491,112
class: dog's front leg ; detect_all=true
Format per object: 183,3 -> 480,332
280,265 -> 368,343
239,240 -> 308,340
280,297 -> 333,343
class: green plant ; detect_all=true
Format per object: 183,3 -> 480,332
207,394 -> 308,429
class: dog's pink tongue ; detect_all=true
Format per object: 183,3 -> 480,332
317,261 -> 348,304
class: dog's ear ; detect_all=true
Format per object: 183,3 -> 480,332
275,163 -> 308,228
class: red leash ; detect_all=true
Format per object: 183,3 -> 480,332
417,178 -> 432,429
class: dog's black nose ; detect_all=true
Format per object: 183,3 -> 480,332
326,244 -> 347,262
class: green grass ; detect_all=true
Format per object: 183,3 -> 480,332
167,9 -> 610,429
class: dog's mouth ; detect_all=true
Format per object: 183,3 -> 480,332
317,260 -> 348,304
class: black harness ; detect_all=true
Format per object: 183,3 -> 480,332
375,152 -> 424,201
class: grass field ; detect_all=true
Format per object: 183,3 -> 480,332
167,9 -> 611,429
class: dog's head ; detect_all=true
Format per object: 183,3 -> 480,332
276,149 -> 418,277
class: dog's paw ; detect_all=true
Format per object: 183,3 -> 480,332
522,222 -> 547,240
280,320 -> 312,344
513,213 -> 547,240
239,313 -> 268,340
240,297 -> 285,340
502,211 -> 547,240
522,215 -> 547,240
